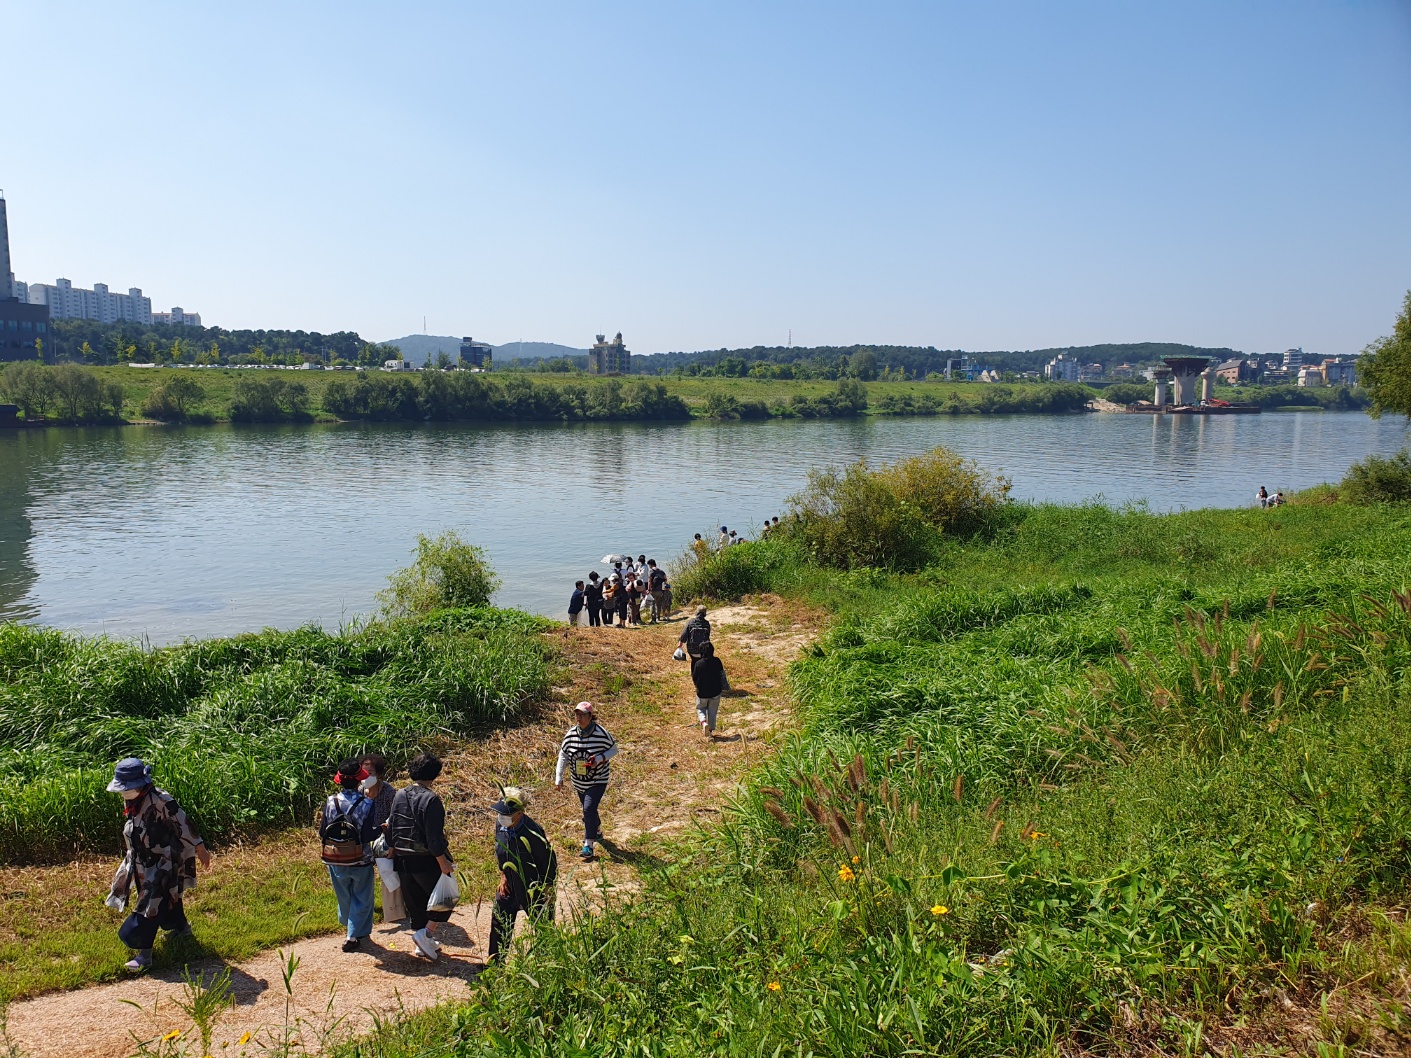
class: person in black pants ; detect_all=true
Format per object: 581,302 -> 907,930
387,752 -> 455,961
584,572 -> 603,627
487,786 -> 557,964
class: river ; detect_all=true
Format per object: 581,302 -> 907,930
1,411 -> 1405,643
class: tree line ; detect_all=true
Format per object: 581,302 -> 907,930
41,319 -> 401,368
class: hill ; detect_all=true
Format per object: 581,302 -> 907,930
381,335 -> 588,365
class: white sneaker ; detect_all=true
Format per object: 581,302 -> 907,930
413,928 -> 440,961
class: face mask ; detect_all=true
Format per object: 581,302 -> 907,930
496,814 -> 514,827
121,789 -> 142,801
358,776 -> 377,793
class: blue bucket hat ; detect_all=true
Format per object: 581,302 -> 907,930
106,757 -> 152,793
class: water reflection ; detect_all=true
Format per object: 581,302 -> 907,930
0,412 -> 1405,644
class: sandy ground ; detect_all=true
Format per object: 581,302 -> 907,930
3,598 -> 818,1058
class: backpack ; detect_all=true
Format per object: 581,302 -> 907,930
684,619 -> 711,654
320,793 -> 369,865
649,568 -> 666,591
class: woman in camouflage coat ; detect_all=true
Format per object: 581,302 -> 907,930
105,757 -> 211,972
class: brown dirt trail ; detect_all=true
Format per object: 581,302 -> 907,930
3,599 -> 819,1058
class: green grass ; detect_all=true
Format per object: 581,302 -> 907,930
0,607 -> 554,863
333,502 -> 1411,1056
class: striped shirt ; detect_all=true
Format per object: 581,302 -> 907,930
556,722 -> 619,791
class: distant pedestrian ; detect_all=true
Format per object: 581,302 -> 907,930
613,575 -> 630,626
584,572 -> 603,627
104,758 -> 212,973
568,580 -> 585,626
679,605 -> 712,661
646,560 -> 668,623
387,753 -> 455,961
729,530 -> 740,545
771,516 -> 780,532
487,786 -> 556,965
556,702 -> 619,860
691,642 -> 728,738
1257,486 -> 1269,509
662,578 -> 674,616
601,577 -> 617,626
361,753 -> 405,923
718,526 -> 730,548
691,534 -> 708,562
1273,491 -> 1286,507
319,759 -> 379,952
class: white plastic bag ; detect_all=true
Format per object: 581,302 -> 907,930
376,856 -> 401,892
426,871 -> 460,913
672,647 -> 687,661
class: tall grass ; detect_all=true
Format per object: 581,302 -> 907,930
0,607 -> 552,862
333,502 -> 1411,1057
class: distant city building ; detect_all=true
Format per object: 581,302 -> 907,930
1215,358 -> 1259,385
1110,363 -> 1136,378
1297,365 -> 1325,388
0,191 -> 51,361
588,332 -> 631,375
26,278 -> 154,325
460,336 -> 493,369
1043,353 -> 1080,382
151,307 -> 202,327
1322,358 -> 1357,386
1282,347 -> 1303,371
1081,362 -> 1104,379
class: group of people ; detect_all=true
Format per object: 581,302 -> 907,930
568,556 -> 673,627
103,583 -> 737,974
1256,487 -> 1287,508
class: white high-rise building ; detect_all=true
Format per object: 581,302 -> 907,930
25,278 -> 153,325
1043,353 -> 1081,382
152,307 -> 202,327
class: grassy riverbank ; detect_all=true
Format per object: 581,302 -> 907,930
342,492 -> 1411,1055
0,363 -> 1097,425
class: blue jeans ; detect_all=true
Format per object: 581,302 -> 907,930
328,863 -> 375,939
578,783 -> 608,842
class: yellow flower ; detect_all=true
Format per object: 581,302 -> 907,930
163,1030 -> 182,1042
930,904 -> 949,916
237,1031 -> 252,1046
851,855 -> 860,864
1029,831 -> 1047,840
767,980 -> 782,992
838,865 -> 855,883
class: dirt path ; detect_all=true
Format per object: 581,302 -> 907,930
4,598 -> 819,1057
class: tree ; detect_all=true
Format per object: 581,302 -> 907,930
0,361 -> 54,418
142,375 -> 205,421
49,363 -> 104,422
1360,291 -> 1411,419
436,350 -> 452,370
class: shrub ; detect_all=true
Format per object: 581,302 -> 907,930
670,538 -> 806,601
782,445 -> 1011,570
378,531 -> 500,616
141,375 -> 206,422
1340,448 -> 1411,504
230,375 -> 310,422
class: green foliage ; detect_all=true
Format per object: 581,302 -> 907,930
378,531 -> 500,616
0,606 -> 551,862
338,502 -> 1411,1058
1360,290 -> 1411,419
670,538 -> 808,601
1340,448 -> 1411,505
229,375 -> 311,422
782,445 -> 1011,570
0,361 -> 51,419
141,375 -> 206,422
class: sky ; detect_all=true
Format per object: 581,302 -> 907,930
4,1 -> 1410,356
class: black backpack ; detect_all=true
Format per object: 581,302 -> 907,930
320,793 -> 368,865
685,619 -> 711,654
649,568 -> 666,591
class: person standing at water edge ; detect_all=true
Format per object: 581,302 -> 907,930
556,702 -> 618,860
584,572 -> 603,627
104,757 -> 211,972
691,641 -> 728,738
487,786 -> 557,964
647,559 -> 667,623
1257,486 -> 1269,509
388,752 -> 455,961
568,580 -> 585,625
319,759 -> 378,952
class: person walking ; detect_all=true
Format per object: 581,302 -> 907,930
556,702 -> 618,860
319,759 -> 379,952
387,752 -> 455,961
646,560 -> 668,623
568,580 -> 586,626
104,758 -> 212,972
487,786 -> 557,965
679,606 -> 712,661
360,753 -> 405,923
691,642 -> 728,738
584,572 -> 604,627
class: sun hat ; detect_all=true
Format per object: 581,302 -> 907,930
106,757 -> 152,793
490,785 -> 529,815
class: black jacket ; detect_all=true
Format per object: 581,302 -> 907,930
496,815 -> 557,906
691,655 -> 726,698
387,783 -> 449,858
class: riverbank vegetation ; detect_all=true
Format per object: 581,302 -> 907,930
342,451 -> 1411,1056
